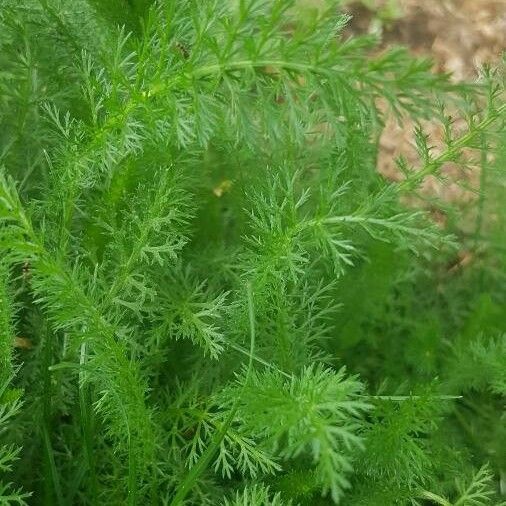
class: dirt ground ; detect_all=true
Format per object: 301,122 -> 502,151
346,0 -> 506,79
344,0 -> 506,219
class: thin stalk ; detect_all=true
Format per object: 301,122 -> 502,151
365,394 -> 462,401
42,426 -> 64,506
474,133 -> 488,244
78,343 -> 98,504
41,326 -> 64,506
169,282 -> 257,506
128,439 -> 138,506
399,102 -> 506,192
475,132 -> 489,292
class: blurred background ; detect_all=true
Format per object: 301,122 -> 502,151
339,0 -> 506,230
343,0 -> 506,80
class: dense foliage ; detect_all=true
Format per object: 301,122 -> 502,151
0,1 -> 504,504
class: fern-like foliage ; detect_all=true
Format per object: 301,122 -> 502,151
0,264 -> 15,388
420,464 -> 503,506
221,365 -> 370,502
223,484 -> 290,506
0,396 -> 29,506
0,273 -> 29,505
0,0 -> 504,504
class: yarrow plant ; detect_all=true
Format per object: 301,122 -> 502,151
0,0 -> 505,504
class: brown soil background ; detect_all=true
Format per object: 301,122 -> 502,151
346,0 -> 506,80
345,0 -> 506,218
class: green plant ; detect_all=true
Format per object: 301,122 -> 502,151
0,1 -> 504,504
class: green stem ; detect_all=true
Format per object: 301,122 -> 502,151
399,102 -> 506,192
169,282 -> 257,506
41,326 -> 64,506
78,343 -> 99,504
0,173 -> 154,501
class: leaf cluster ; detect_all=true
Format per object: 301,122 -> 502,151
0,1 -> 504,505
